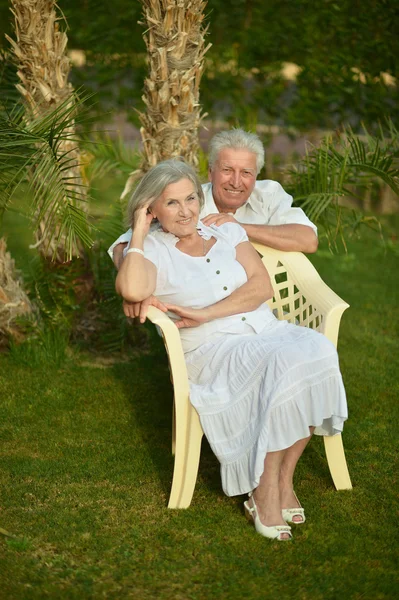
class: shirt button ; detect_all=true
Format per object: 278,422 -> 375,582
216,270 -> 220,274
223,286 -> 228,291
206,258 -> 210,263
241,317 -> 246,321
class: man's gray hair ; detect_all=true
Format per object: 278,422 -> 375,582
126,158 -> 204,227
208,128 -> 265,174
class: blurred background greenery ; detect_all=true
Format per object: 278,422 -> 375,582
1,0 -> 397,131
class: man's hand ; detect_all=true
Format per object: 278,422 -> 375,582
113,242 -> 128,270
123,295 -> 168,323
201,213 -> 238,227
165,304 -> 210,329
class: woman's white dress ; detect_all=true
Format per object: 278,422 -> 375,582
140,221 -> 348,497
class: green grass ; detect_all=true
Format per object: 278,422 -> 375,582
1,217 -> 399,599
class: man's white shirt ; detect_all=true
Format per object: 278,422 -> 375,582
107,180 -> 317,260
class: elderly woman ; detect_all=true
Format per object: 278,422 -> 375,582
116,159 -> 348,542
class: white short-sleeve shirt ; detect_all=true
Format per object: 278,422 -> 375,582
107,180 -> 317,260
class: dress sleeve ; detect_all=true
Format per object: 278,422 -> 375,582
119,234 -> 160,267
107,229 -> 133,260
212,222 -> 249,246
133,235 -> 160,268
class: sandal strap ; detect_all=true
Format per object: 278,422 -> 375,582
283,507 -> 305,515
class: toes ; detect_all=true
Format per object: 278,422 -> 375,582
292,514 -> 304,523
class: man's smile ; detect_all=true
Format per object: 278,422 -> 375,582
224,188 -> 244,195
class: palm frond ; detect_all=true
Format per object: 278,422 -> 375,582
0,93 -> 96,260
284,120 -> 399,247
82,132 -> 140,183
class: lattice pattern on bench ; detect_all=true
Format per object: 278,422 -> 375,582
265,260 -> 324,332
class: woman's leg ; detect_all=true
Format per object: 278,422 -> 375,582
251,449 -> 288,530
279,427 -> 315,520
251,429 -> 315,531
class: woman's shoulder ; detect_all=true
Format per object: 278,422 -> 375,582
145,226 -> 177,249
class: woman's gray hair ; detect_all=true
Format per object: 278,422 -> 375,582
125,158 -> 204,228
208,128 -> 264,174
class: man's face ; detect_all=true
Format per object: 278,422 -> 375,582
209,148 -> 257,213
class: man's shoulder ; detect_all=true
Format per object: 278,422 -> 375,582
201,182 -> 212,195
250,180 -> 290,209
253,179 -> 285,196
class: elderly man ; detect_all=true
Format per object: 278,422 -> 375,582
108,128 -> 317,318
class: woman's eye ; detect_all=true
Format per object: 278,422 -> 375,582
187,196 -> 196,201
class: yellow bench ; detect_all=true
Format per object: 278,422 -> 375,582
147,242 -> 352,508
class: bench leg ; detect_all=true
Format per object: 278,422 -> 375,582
324,434 -> 352,490
168,404 -> 203,508
171,403 -> 176,456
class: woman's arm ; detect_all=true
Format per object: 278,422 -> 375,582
166,241 -> 273,328
115,204 -> 157,302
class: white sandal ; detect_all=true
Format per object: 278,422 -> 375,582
244,493 -> 292,541
282,491 -> 306,524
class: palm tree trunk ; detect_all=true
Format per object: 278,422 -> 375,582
122,0 -> 211,198
0,238 -> 32,347
6,0 -> 87,262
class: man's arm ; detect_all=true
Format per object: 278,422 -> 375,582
242,222 -> 318,253
107,229 -> 132,268
113,242 -> 128,270
201,213 -> 318,253
248,180 -> 318,253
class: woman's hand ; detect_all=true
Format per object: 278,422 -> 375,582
165,304 -> 210,329
123,295 -> 168,323
132,200 -> 155,239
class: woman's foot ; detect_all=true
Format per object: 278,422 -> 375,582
280,487 -> 306,524
244,492 -> 292,541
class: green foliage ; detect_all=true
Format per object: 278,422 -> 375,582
81,238 -> 149,354
48,0 -> 399,131
0,49 -> 19,108
8,323 -> 70,368
4,2 -> 393,130
23,255 -> 87,326
284,121 -> 399,248
0,93 -> 96,260
82,132 -> 140,182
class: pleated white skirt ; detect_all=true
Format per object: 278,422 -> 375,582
185,320 -> 348,497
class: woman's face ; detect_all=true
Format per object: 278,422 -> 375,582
150,178 -> 200,237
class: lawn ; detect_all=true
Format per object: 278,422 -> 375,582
0,213 -> 398,599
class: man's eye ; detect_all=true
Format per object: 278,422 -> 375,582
167,200 -> 176,205
187,195 -> 196,201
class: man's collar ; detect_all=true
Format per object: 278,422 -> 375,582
207,182 -> 256,214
